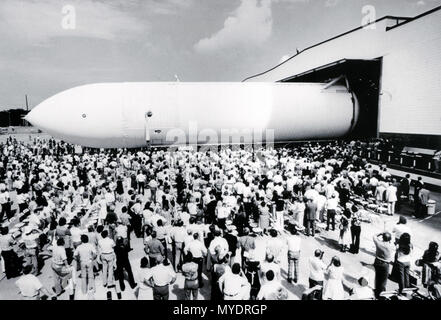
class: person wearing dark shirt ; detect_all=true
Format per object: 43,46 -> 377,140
339,187 -> 350,208
144,231 -> 164,268
204,224 -> 216,249
413,177 -> 424,214
105,210 -> 118,225
105,207 -> 118,240
114,237 -> 137,291
211,253 -> 230,301
350,205 -> 362,254
304,198 -> 317,237
399,175 -> 410,198
244,252 -> 261,300
224,227 -> 238,262
205,197 -> 218,225
419,241 -> 440,288
391,233 -> 413,295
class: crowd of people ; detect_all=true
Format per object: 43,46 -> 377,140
0,135 -> 440,300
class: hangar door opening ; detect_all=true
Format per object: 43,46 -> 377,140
280,58 -> 382,139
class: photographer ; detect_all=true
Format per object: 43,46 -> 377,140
373,232 -> 394,298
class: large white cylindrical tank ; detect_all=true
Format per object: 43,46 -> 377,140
26,82 -> 359,148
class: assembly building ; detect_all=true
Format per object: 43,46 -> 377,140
244,5 -> 441,150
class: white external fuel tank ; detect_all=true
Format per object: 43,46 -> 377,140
25,82 -> 359,149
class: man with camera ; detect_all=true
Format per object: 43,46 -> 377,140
373,232 -> 395,298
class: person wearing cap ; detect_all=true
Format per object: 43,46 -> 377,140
218,262 -> 250,300
372,232 -> 394,298
349,277 -> 375,300
181,251 -> 199,300
21,225 -> 40,275
144,256 -> 176,300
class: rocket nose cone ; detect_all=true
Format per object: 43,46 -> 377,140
25,103 -> 53,131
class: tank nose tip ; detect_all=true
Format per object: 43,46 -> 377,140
24,109 -> 36,125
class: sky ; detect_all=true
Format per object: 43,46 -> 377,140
0,0 -> 440,109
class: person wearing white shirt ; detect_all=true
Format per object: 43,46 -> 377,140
349,277 -> 375,300
325,193 -> 339,231
144,256 -> 177,300
219,263 -> 250,300
136,171 -> 146,195
98,230 -> 116,288
15,265 -> 52,300
104,189 -> 115,204
184,233 -> 207,287
316,193 -> 327,222
170,220 -> 187,271
69,219 -> 84,248
73,234 -> 97,294
309,249 -> 327,290
216,202 -> 230,229
256,270 -> 281,300
208,230 -> 229,257
386,183 -> 398,215
116,222 -> 128,242
286,226 -> 301,283
260,253 -> 281,284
